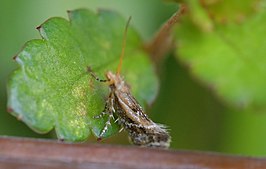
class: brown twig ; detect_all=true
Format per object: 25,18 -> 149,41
145,4 -> 186,65
0,136 -> 266,169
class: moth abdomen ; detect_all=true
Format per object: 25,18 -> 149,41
126,123 -> 171,148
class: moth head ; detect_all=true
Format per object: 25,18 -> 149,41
106,71 -> 126,90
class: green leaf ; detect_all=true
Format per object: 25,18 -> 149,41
175,6 -> 266,112
184,0 -> 214,32
201,0 -> 259,23
179,0 -> 260,31
7,9 -> 158,141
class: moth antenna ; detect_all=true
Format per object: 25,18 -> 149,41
87,66 -> 108,82
116,16 -> 132,75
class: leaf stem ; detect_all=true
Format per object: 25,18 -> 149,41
145,4 -> 186,65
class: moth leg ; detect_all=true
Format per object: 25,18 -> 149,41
114,118 -> 119,123
97,93 -> 115,138
99,112 -> 114,138
94,112 -> 108,119
93,101 -> 109,119
99,113 -> 121,137
118,127 -> 124,133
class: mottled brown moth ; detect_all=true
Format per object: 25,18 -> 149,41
88,17 -> 171,148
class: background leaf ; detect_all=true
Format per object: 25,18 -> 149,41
7,9 -> 158,141
201,0 -> 259,23
175,3 -> 266,112
178,0 -> 260,32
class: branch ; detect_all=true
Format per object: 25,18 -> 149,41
0,137 -> 266,169
145,4 -> 186,65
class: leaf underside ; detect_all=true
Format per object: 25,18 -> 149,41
7,9 -> 158,141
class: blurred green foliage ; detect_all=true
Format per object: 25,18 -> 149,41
1,0 -> 266,156
173,0 -> 266,155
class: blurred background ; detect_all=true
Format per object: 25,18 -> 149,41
1,0 -> 266,156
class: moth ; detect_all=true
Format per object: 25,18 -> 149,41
88,17 -> 171,148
